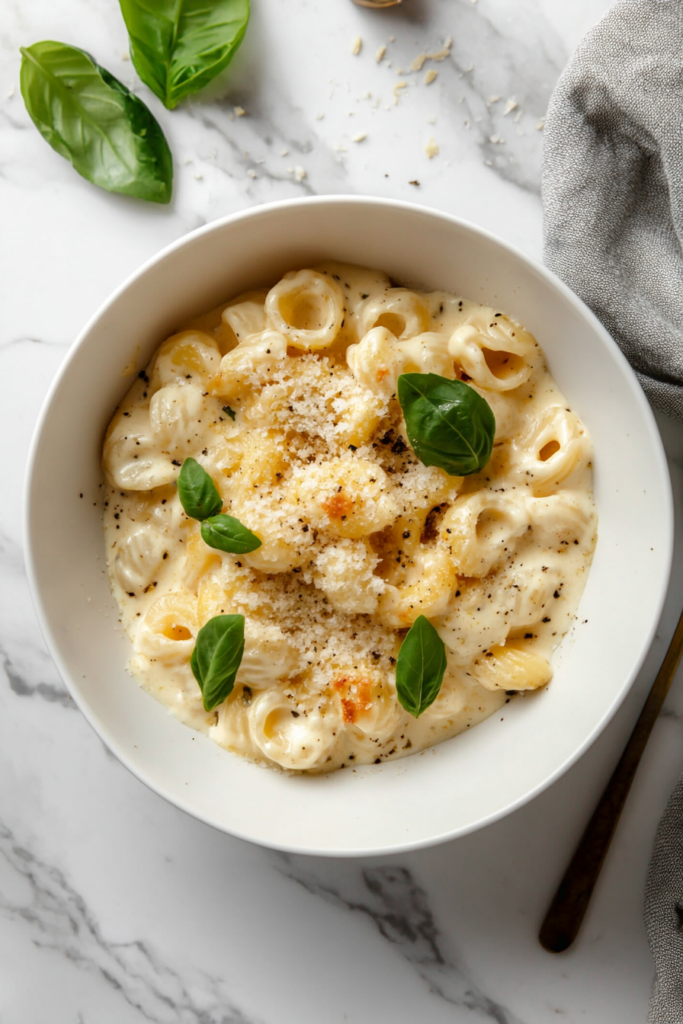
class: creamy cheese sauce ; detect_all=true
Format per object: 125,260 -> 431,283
102,262 -> 597,773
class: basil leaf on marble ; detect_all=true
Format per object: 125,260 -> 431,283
177,458 -> 223,520
19,41 -> 172,204
398,373 -> 495,476
395,615 -> 447,718
191,614 -> 245,711
201,514 -> 261,554
119,0 -> 250,109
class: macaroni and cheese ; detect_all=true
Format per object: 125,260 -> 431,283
102,263 -> 597,772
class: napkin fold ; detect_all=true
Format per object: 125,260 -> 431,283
543,2 -> 683,1018
543,0 -> 683,420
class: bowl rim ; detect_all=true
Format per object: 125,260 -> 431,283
24,195 -> 674,856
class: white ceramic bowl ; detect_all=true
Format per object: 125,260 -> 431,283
25,197 -> 672,856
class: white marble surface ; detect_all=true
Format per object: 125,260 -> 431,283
2,0 -> 683,1020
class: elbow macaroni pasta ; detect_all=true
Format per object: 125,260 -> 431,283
102,262 -> 596,773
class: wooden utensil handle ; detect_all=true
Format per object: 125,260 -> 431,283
539,605 -> 683,953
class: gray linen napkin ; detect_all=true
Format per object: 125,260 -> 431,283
543,0 -> 683,420
543,2 -> 683,1018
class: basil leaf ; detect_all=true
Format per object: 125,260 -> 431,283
20,41 -> 172,204
119,0 -> 250,110
201,514 -> 262,554
222,405 -> 236,420
177,458 -> 223,520
398,373 -> 495,476
191,614 -> 245,711
395,615 -> 447,718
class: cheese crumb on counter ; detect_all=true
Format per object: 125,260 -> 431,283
424,70 -> 438,85
351,36 -> 362,55
376,44 -> 387,63
425,137 -> 439,159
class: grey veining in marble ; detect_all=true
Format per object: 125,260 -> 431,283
2,0 -> 681,1021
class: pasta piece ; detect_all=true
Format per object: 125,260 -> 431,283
333,671 -> 402,746
130,656 -> 213,730
440,491 -> 529,577
311,539 -> 385,614
396,331 -> 453,377
135,592 -> 198,664
228,430 -> 289,496
210,688 -> 256,759
505,563 -> 562,630
149,384 -> 217,452
526,491 -> 595,550
357,288 -> 430,340
436,577 -> 514,665
149,330 -> 221,392
511,406 -> 589,496
114,523 -> 167,594
448,311 -> 535,391
376,547 -> 456,627
103,404 -> 179,490
470,641 -> 552,691
419,664 -> 473,720
222,292 -> 268,343
196,580 -> 299,687
265,270 -> 344,350
346,326 -> 403,398
249,688 -> 338,770
210,331 -> 287,401
288,458 -> 398,540
182,530 -> 222,594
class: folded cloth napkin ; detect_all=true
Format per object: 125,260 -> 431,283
543,0 -> 683,420
543,2 -> 683,1019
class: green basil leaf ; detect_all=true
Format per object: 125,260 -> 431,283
177,458 -> 223,520
201,514 -> 262,554
119,0 -> 250,110
20,41 -> 172,204
191,614 -> 245,711
395,615 -> 447,718
398,373 -> 495,476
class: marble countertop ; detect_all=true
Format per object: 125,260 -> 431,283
3,0 -> 683,1020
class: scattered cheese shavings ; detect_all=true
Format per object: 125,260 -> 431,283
389,35 -> 395,42
536,118 -> 545,130
425,137 -> 439,159
247,169 -> 257,178
7,85 -> 15,98
234,106 -> 246,117
351,36 -> 362,55
281,149 -> 289,156
393,80 -> 407,104
489,135 -> 505,144
194,172 -> 204,180
352,132 -> 367,142
424,70 -> 438,85
376,44 -> 386,63
514,110 -> 522,123
293,166 -> 307,181
316,112 -> 325,120
488,95 -> 501,105
503,98 -> 518,116
427,115 -> 437,124
122,53 -> 130,61
411,54 -> 427,72
335,144 -> 348,152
